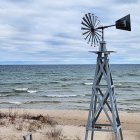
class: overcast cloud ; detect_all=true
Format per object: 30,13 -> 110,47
0,0 -> 139,64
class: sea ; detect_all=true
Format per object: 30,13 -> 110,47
0,64 -> 140,112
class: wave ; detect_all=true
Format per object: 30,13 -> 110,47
27,90 -> 38,93
68,100 -> 89,103
85,94 -> 91,96
48,82 -> 60,84
0,94 -> 7,97
82,82 -> 93,86
124,99 -> 140,102
61,83 -> 78,87
83,81 -> 140,88
115,85 -> 132,88
0,94 -> 8,97
42,94 -> 85,98
114,81 -> 140,88
35,72 -> 47,75
24,100 -> 61,104
115,82 -> 140,88
13,88 -> 38,93
118,73 -> 140,77
14,88 -> 28,92
0,82 -> 33,86
0,91 -> 13,94
60,78 -> 74,81
0,94 -> 15,97
127,73 -> 140,76
0,83 -> 22,86
0,101 -> 22,105
0,92 -> 20,97
87,78 -> 93,80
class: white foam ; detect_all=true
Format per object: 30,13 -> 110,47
14,88 -> 28,92
46,94 -> 82,98
27,90 -> 37,93
83,82 -> 93,86
9,101 -> 22,104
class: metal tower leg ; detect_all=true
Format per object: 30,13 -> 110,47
119,128 -> 123,140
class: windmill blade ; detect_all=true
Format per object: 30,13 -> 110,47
95,20 -> 100,28
91,32 -> 96,46
84,32 -> 91,40
81,27 -> 90,31
81,13 -> 101,47
83,17 -> 91,27
95,31 -> 102,37
95,33 -> 101,42
94,16 -> 98,27
93,36 -> 96,47
95,35 -> 100,45
90,14 -> 95,27
91,34 -> 94,46
88,13 -> 94,28
88,34 -> 92,44
81,21 -> 90,28
85,14 -> 92,27
94,35 -> 97,45
83,30 -> 90,35
91,14 -> 95,27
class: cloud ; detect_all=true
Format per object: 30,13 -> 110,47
0,0 -> 139,64
113,0 -> 139,4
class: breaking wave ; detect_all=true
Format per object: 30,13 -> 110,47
42,94 -> 85,98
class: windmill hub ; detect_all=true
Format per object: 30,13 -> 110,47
91,27 -> 95,33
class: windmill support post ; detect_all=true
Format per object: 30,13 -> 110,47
23,133 -> 32,140
85,41 -> 123,140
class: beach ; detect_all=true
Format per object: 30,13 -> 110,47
0,109 -> 139,140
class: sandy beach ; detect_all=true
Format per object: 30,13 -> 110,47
0,109 -> 139,140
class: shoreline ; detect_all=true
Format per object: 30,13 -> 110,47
0,109 -> 139,140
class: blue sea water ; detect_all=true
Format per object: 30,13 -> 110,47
0,64 -> 140,112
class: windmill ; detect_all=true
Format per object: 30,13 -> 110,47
81,13 -> 131,140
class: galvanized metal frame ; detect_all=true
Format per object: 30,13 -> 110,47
85,42 -> 123,140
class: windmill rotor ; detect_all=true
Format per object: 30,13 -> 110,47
81,13 -> 102,47
81,13 -> 131,48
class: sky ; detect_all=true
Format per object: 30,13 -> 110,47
0,0 -> 140,64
